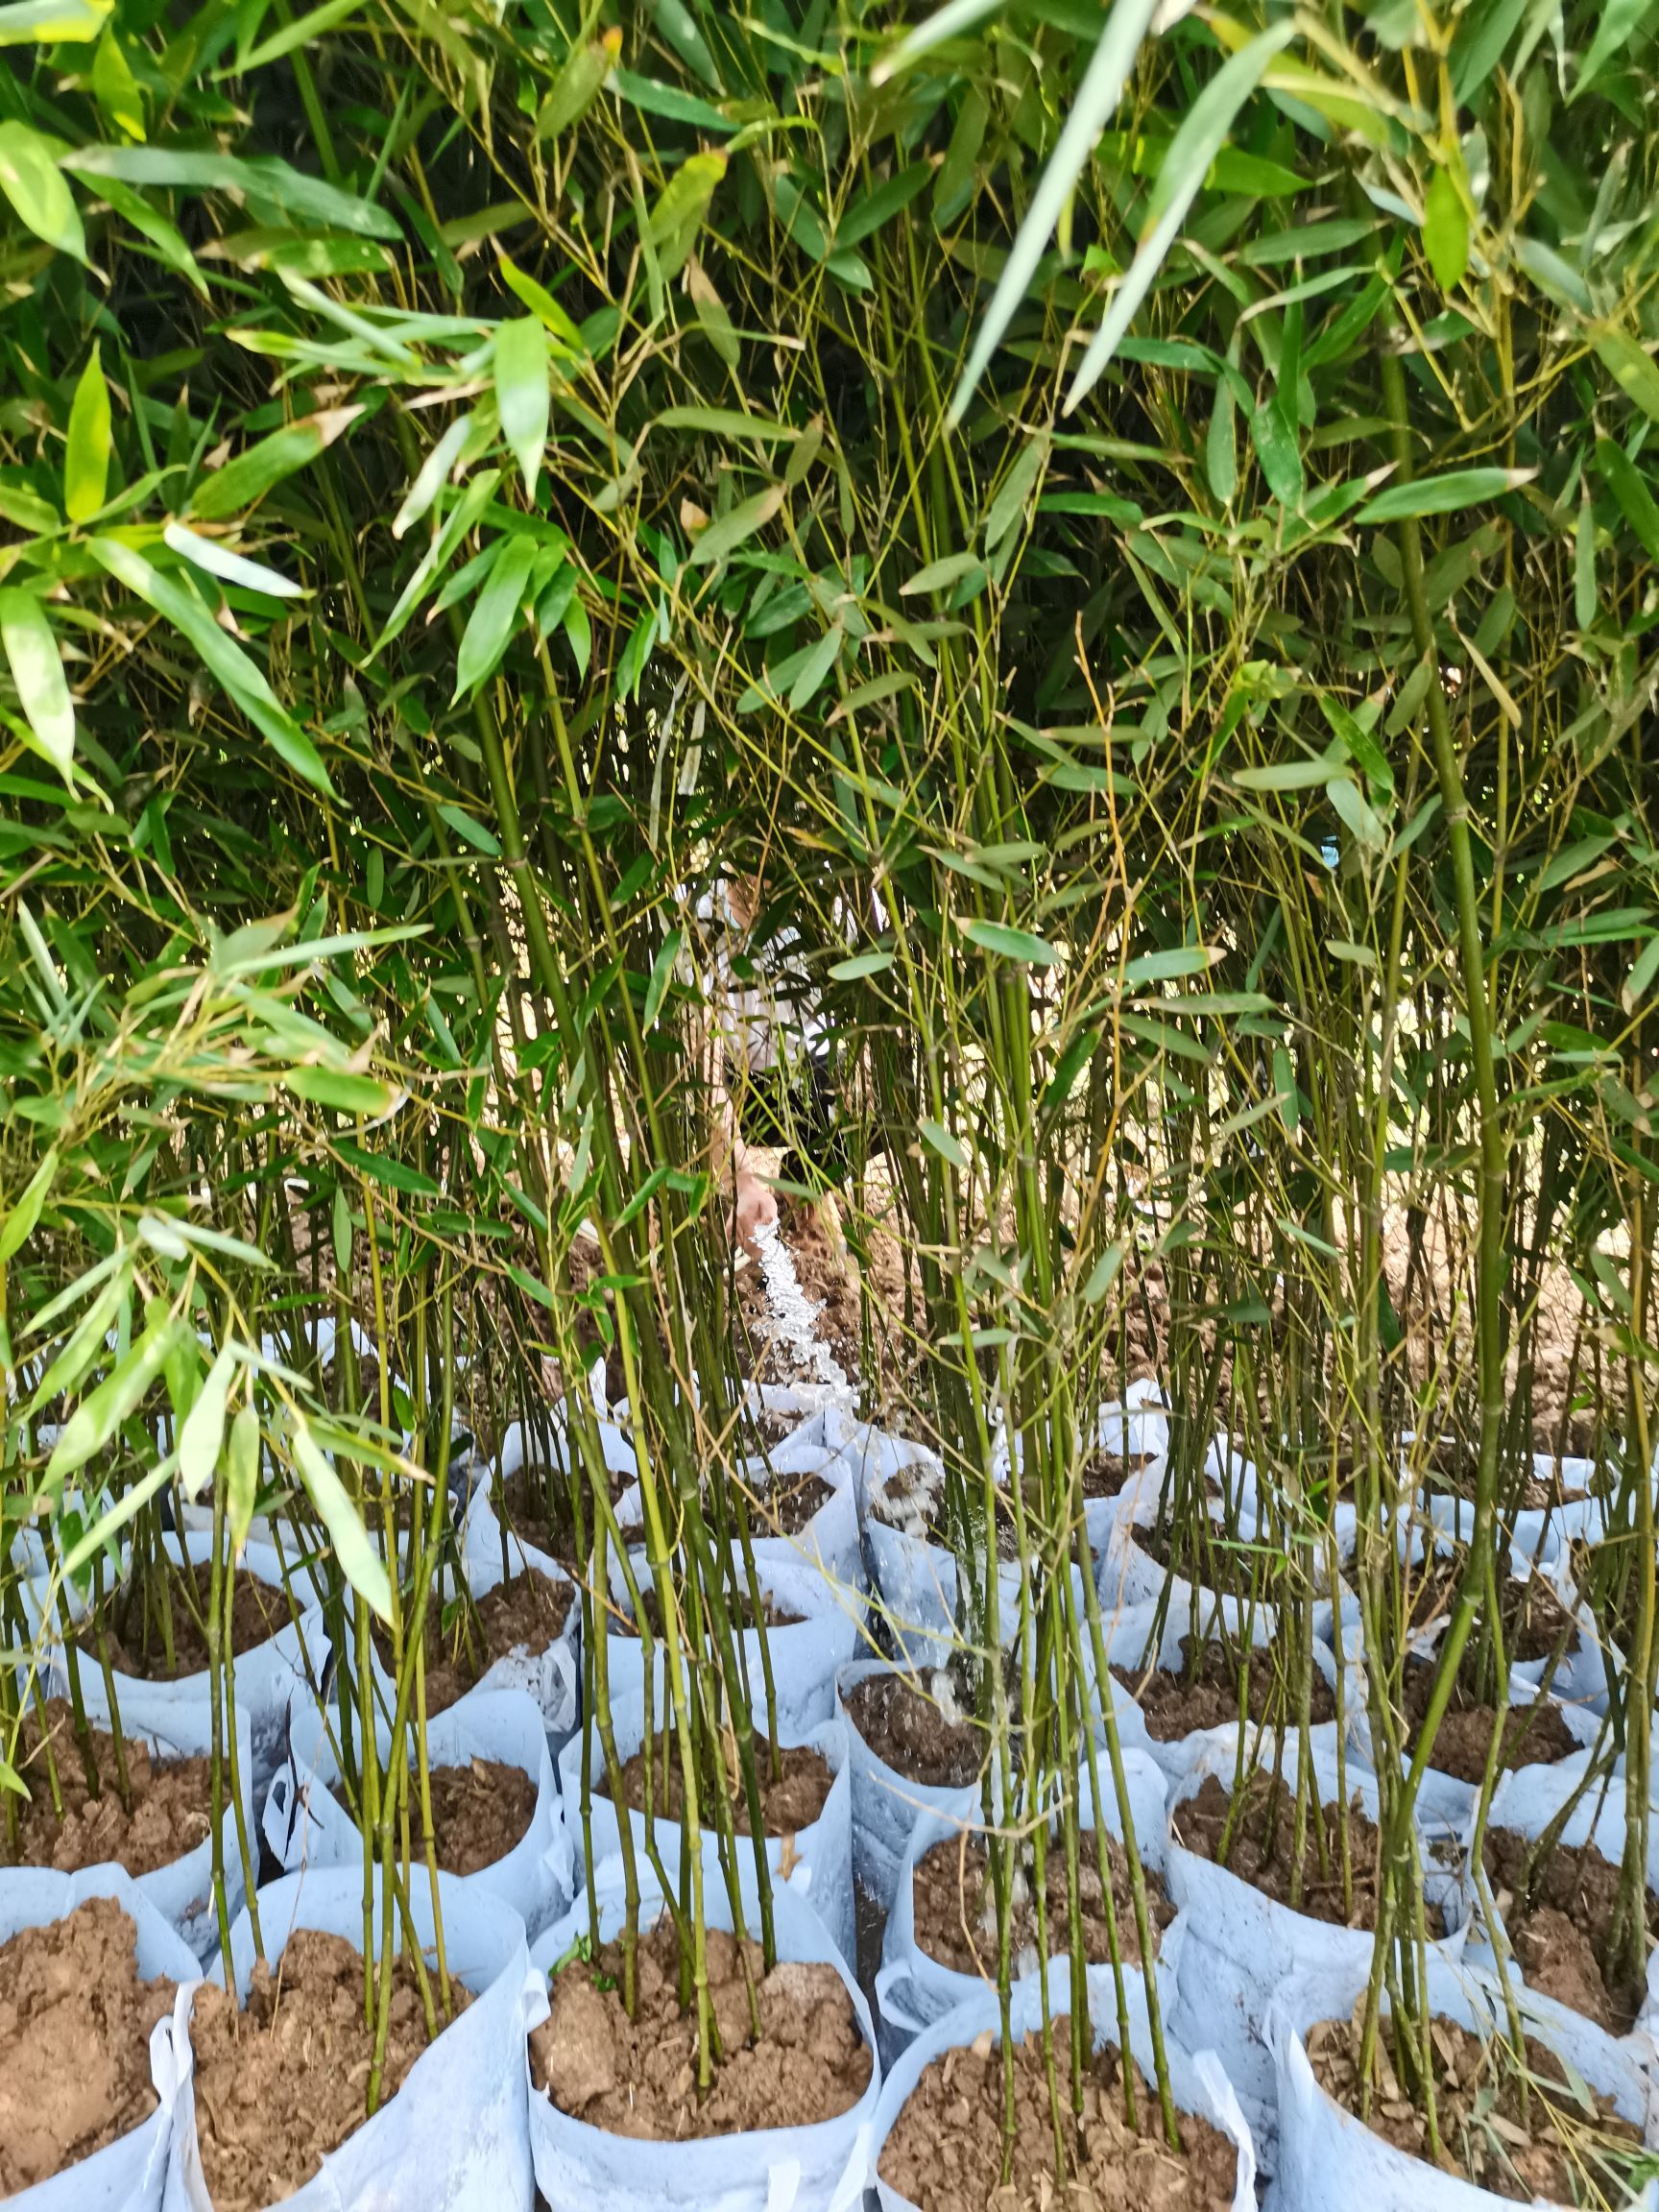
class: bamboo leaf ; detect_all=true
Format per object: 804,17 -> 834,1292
292,1416 -> 394,1623
227,1400 -> 259,1558
0,1145 -> 57,1263
46,1314 -> 183,1485
179,1345 -> 233,1501
0,589 -> 74,780
685,485 -> 784,568
538,35 -> 617,137
1068,21 -> 1298,412
190,409 -> 362,520
902,550 -> 980,597
454,535 -> 539,697
64,343 -> 111,520
960,918 -> 1061,966
0,0 -> 108,40
1422,167 -> 1470,291
1357,468 -> 1532,522
493,317 -> 549,498
163,521 -> 302,599
0,119 -> 84,258
920,1118 -> 968,1169
64,144 -> 399,239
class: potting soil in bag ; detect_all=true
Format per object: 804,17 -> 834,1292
835,1658 -> 984,1914
0,1866 -> 202,2212
159,1868 -> 541,2212
604,1548 -> 863,1735
263,1684 -> 571,1940
526,1854 -> 881,2212
1466,1751 -> 1659,2043
22,1668 -> 256,1963
557,1692 -> 855,1968
867,1964 -> 1257,2212
1267,1948 -> 1659,2211
875,1745 -> 1172,2059
451,1484 -> 582,1743
1161,1734 -> 1469,2155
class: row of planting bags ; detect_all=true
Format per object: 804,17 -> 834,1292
12,1372 -> 1659,2209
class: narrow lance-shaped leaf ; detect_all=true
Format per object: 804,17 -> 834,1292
0,589 -> 74,781
494,317 -> 548,498
1068,20 -> 1299,412
0,119 -> 84,258
179,1345 -> 234,1501
0,0 -> 109,41
291,1417 -> 394,1624
64,342 -> 111,521
190,408 -> 362,521
455,535 -> 539,697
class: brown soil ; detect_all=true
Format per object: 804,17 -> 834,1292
754,1408 -> 803,1447
373,1571 -> 572,1715
1080,1452 -> 1157,1502
83,1562 -> 297,1678
1482,1828 -> 1654,2033
609,1729 -> 834,1837
1307,2005 -> 1644,2204
616,1586 -> 804,1637
1173,1771 -> 1442,1936
843,1671 -> 985,1787
911,1830 -> 1172,1978
187,1928 -> 464,2211
532,1917 -> 871,2139
878,2021 -> 1239,2212
497,1463 -> 626,1566
1113,1638 -> 1335,1743
0,1898 -> 178,2196
332,1756 -> 537,1876
754,1471 -> 835,1536
1499,1575 -> 1581,1665
1402,1658 -> 1581,1784
1,1700 -> 212,1876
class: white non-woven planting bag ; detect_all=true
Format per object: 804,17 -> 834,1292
866,1965 -> 1257,2212
1471,1751 -> 1659,2043
1266,1949 -> 1659,2212
1162,1734 -> 1469,2154
36,1669 -> 257,1963
527,1854 -> 880,2212
875,1746 -> 1171,2056
1402,1656 -> 1604,1833
160,1868 -> 541,2212
262,1685 -> 571,1942
558,1693 -> 854,1966
604,1549 -> 864,1737
51,1531 -> 330,1798
450,1481 -> 583,1744
835,1658 -> 984,1914
746,1444 -> 863,1592
0,1866 -> 202,2212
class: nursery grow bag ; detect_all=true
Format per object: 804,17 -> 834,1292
160,1868 -> 541,2212
875,1744 -> 1171,2058
264,1684 -> 571,1941
867,1965 -> 1257,2212
0,1866 -> 202,2212
526,1855 -> 881,2212
835,1657 -> 985,1915
557,1691 -> 854,1968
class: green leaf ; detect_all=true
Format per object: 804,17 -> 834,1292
1207,373 -> 1238,505
46,1314 -> 182,1485
1593,327 -> 1659,427
0,120 -> 84,258
494,317 -> 548,498
1596,439 -> 1659,562
1122,946 -> 1219,985
1234,759 -> 1335,791
393,415 -> 473,541
190,409 -> 361,520
1575,0 -> 1651,95
952,0 -> 1159,416
538,36 -> 615,137
838,162 -> 931,250
162,522 -> 301,599
0,590 -> 74,781
643,928 -> 683,1029
1575,493 -> 1598,629
686,486 -> 784,568
1328,777 -> 1387,849
1068,20 -> 1299,411
902,550 -> 980,597
64,343 -> 111,520
0,0 -> 108,40
89,537 -> 333,795
285,1067 -> 398,1115
655,405 -> 798,445
435,802 -> 500,855
646,152 -> 725,283
1081,1241 -> 1124,1305
499,254 -> 584,349
455,535 -> 538,697
0,1144 -> 57,1263
984,435 -> 1049,552
1250,396 -> 1303,507
612,69 -> 733,134
64,145 -> 399,239
179,1345 -> 233,1501
1623,934 -> 1659,1016
960,918 -> 1061,967
788,623 -> 842,710
227,1400 -> 259,1557
919,1118 -> 968,1170
1358,468 -> 1532,522
828,950 -> 895,980
1422,166 -> 1470,290
292,1416 -> 394,1623
334,1139 -> 440,1197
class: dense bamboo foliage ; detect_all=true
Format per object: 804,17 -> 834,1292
4,0 -> 1659,2193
